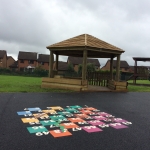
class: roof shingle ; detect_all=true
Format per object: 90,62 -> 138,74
68,56 -> 100,66
38,54 -> 49,63
47,34 -> 124,52
18,51 -> 37,60
0,50 -> 7,59
57,61 -> 68,71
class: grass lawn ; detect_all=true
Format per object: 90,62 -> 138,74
0,75 -> 150,92
0,75 -> 72,93
127,80 -> 150,92
128,80 -> 150,84
128,85 -> 150,92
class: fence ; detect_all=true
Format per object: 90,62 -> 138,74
87,72 -> 111,86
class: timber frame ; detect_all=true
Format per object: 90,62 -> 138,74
41,34 -> 126,91
132,57 -> 150,84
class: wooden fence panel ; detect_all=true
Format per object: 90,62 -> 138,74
87,72 -> 111,87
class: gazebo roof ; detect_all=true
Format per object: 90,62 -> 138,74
133,57 -> 150,61
47,34 -> 124,58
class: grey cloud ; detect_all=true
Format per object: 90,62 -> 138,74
0,0 -> 150,66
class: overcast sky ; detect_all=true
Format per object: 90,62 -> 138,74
0,0 -> 150,67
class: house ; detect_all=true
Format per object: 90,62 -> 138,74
67,56 -> 100,72
0,50 -> 7,68
18,51 -> 37,71
37,54 -> 49,70
129,65 -> 150,73
7,56 -> 15,69
9,61 -> 18,71
53,61 -> 68,75
101,60 -> 130,72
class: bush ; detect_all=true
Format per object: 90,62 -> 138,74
33,66 -> 48,77
0,66 -> 48,77
78,63 -> 96,76
0,68 -> 11,74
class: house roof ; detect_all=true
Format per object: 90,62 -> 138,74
68,56 -> 100,66
0,50 -> 7,59
47,34 -> 123,52
57,61 -> 68,71
112,60 -> 129,68
103,60 -> 129,68
7,56 -> 15,61
18,51 -> 37,60
38,54 -> 49,63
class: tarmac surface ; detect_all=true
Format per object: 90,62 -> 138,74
0,92 -> 150,150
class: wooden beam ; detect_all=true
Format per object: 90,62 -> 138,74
134,60 -> 137,84
82,50 -> 87,81
48,47 -> 123,55
116,55 -> 120,81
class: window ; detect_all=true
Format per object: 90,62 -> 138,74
20,60 -> 24,63
28,60 -> 34,64
41,62 -> 44,65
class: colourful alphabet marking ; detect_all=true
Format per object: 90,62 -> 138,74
27,126 -> 48,133
17,111 -> 32,115
17,105 -> 132,138
49,129 -> 72,138
82,126 -> 103,133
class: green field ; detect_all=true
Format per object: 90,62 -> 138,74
0,75 -> 71,93
0,75 -> 150,92
127,80 -> 150,92
128,84 -> 150,92
128,80 -> 150,84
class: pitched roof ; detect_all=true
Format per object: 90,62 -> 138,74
7,56 -> 15,61
57,61 -> 68,71
68,56 -> 100,66
113,60 -> 129,68
0,50 -> 7,59
47,34 -> 124,52
38,54 -> 49,63
104,60 -> 129,68
18,51 -> 37,60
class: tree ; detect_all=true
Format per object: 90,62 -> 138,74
33,65 -> 48,77
87,63 -> 95,72
67,63 -> 74,72
78,63 -> 96,76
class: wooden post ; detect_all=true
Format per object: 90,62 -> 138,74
56,54 -> 58,71
49,50 -> 54,78
110,57 -> 113,80
116,55 -> 120,81
82,50 -> 87,83
133,60 -> 137,84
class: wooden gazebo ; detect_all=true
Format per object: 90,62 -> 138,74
41,34 -> 127,91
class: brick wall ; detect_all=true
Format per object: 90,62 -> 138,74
0,54 -> 7,68
101,61 -> 110,71
7,57 -> 15,68
38,62 -> 49,70
18,60 -> 37,70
